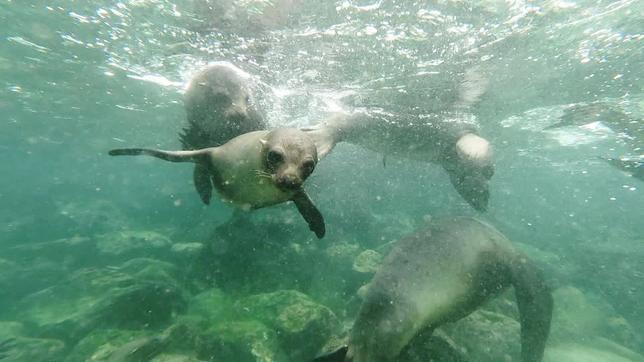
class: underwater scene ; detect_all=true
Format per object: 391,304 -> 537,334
0,0 -> 642,361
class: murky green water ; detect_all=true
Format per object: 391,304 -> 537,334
0,1 -> 642,361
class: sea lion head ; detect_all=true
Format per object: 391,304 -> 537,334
260,128 -> 318,191
184,63 -> 265,144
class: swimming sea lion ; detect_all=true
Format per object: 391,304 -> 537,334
602,157 -> 644,182
181,62 -> 267,203
109,128 -> 325,238
306,110 -> 494,211
544,102 -> 641,137
316,216 -> 552,362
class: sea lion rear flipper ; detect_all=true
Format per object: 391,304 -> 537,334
313,345 -> 348,362
510,256 -> 553,362
193,164 -> 213,205
292,190 -> 326,239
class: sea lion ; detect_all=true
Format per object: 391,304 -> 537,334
544,102 -> 642,137
544,102 -> 643,182
316,216 -> 552,362
602,157 -> 644,182
181,62 -> 267,203
109,128 -> 325,238
306,109 -> 494,211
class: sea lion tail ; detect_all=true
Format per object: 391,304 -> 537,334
313,345 -> 348,362
509,256 -> 553,362
109,148 -> 213,163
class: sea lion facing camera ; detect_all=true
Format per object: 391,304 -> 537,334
181,62 -> 268,203
109,128 -> 325,238
316,217 -> 552,361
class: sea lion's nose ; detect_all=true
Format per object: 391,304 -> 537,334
277,174 -> 302,190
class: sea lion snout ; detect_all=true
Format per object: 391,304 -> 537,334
276,173 -> 303,190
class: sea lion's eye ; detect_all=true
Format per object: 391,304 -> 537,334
267,150 -> 284,166
302,160 -> 315,176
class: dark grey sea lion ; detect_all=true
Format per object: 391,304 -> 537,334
316,216 -> 552,362
602,157 -> 644,182
181,62 -> 267,203
544,102 -> 643,182
544,102 -> 641,137
109,128 -> 325,238
306,110 -> 494,211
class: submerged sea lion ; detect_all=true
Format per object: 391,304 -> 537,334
602,157 -> 644,182
307,110 -> 494,211
316,216 -> 552,362
182,62 -> 267,203
109,128 -> 325,238
544,102 -> 642,137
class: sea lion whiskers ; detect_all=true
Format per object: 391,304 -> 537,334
253,169 -> 274,179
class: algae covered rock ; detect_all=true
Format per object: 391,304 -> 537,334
237,290 -> 339,360
439,309 -> 521,362
195,320 -> 285,362
96,229 -> 173,261
550,285 -> 639,349
151,354 -> 205,362
325,241 -> 360,265
0,321 -> 25,340
0,336 -> 65,361
352,249 -> 382,273
544,338 -> 644,362
14,258 -> 187,343
65,328 -> 149,362
186,288 -> 234,325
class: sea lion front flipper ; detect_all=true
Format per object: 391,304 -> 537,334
193,164 -> 213,205
292,190 -> 325,239
446,170 -> 490,211
313,345 -> 348,362
509,256 -> 553,362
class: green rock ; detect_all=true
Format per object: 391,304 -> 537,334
186,288 -> 234,325
0,337 -> 65,362
325,242 -> 360,264
14,258 -> 187,343
195,320 -> 285,362
151,354 -> 205,362
550,285 -> 638,348
438,309 -> 521,362
0,321 -> 25,340
237,290 -> 339,360
352,249 -> 382,273
65,329 -> 147,362
544,339 -> 644,362
96,230 -> 173,261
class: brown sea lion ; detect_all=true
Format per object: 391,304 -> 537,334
109,128 -> 325,238
316,216 -> 552,361
181,62 -> 267,203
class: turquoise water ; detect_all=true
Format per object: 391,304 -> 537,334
0,1 -> 642,361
